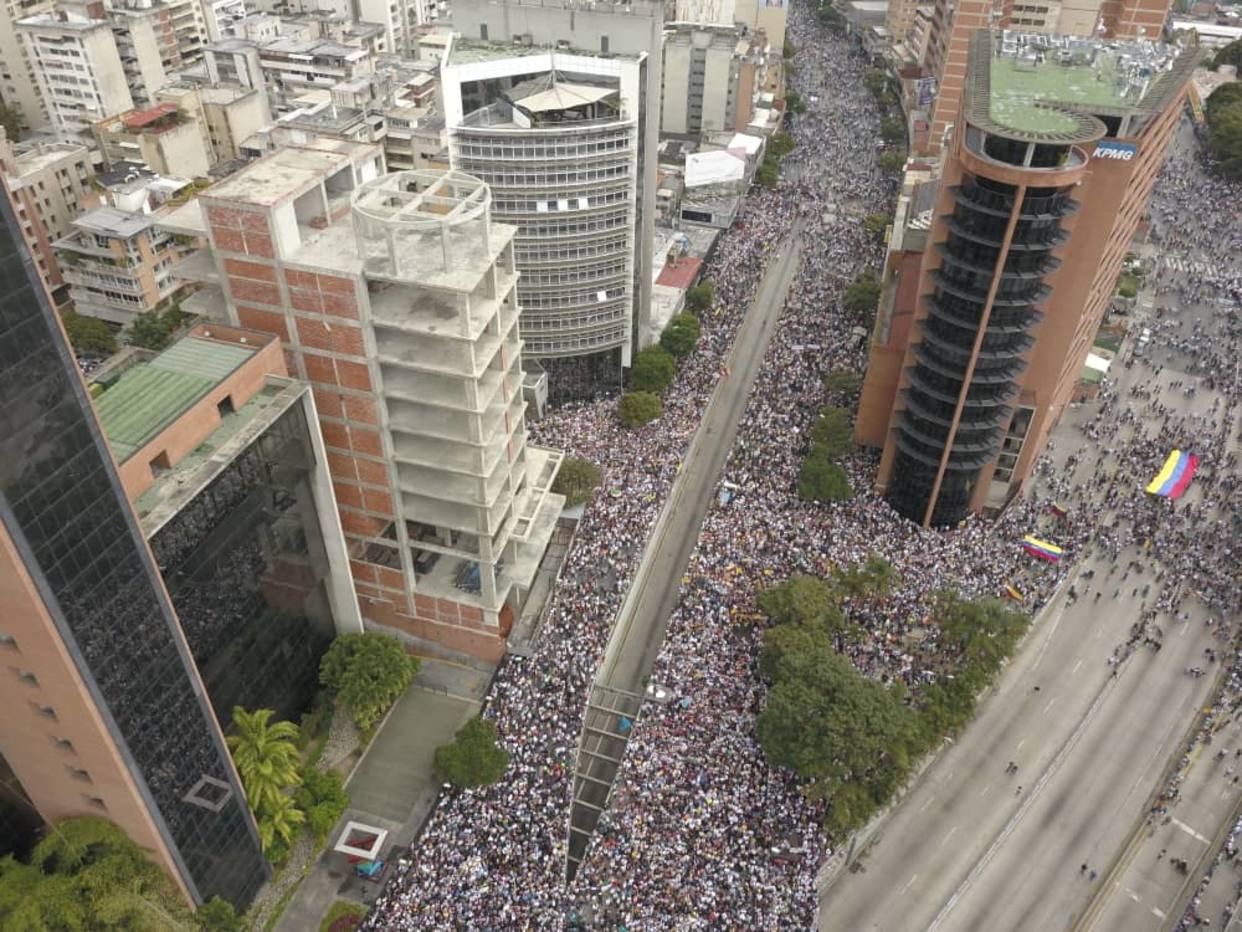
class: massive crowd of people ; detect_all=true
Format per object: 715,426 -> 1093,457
364,5 -> 1240,928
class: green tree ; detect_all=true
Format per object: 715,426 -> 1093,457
551,456 -> 603,507
864,70 -> 890,99
935,594 -> 1028,675
756,153 -> 781,187
1206,83 -> 1242,179
1212,38 -> 1242,70
769,132 -> 795,157
685,280 -> 714,314
659,312 -> 702,357
256,792 -> 305,853
758,574 -> 838,628
61,310 -> 118,356
294,767 -> 349,843
319,632 -> 420,731
227,707 -> 303,815
629,345 -> 676,393
880,116 -> 906,146
125,303 -> 193,351
863,212 -> 889,240
809,405 -> 853,460
784,90 -> 807,115
824,368 -> 862,399
783,38 -> 796,58
618,391 -> 662,427
798,457 -> 853,503
196,897 -> 244,932
0,816 -> 194,931
434,716 -> 509,788
843,274 -> 881,318
0,104 -> 24,144
878,149 -> 907,174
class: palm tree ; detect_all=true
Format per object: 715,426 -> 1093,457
226,707 -> 303,815
256,793 -> 305,853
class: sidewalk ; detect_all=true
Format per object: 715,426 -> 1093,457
274,658 -> 487,932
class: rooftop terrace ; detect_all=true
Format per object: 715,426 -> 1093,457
989,56 -> 1132,134
96,336 -> 256,462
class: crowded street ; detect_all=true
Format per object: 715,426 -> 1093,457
361,1 -> 1240,927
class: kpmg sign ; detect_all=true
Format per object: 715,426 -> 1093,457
1094,141 -> 1139,162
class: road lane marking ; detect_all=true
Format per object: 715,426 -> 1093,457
1171,817 -> 1211,845
1044,698 -> 1058,714
1072,659 -> 1084,673
980,785 -> 991,798
920,795 -> 936,812
927,674 -> 1120,931
1152,907 -> 1166,919
900,873 -> 918,895
939,827 -> 958,849
1016,739 -> 1026,752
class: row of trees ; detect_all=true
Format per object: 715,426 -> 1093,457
618,289 -> 708,428
62,303 -> 196,360
863,69 -> 908,174
755,570 -> 1028,836
757,131 -> 796,188
0,817 -> 242,931
227,632 -> 418,863
552,456 -> 603,507
1206,81 -> 1242,180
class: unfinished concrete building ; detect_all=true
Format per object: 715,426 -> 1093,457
158,147 -> 563,659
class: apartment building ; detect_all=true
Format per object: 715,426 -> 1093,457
57,201 -> 194,324
662,22 -> 771,137
0,0 -> 57,132
202,0 -> 247,39
107,3 -> 179,108
0,131 -> 94,300
18,5 -> 137,133
156,83 -> 272,164
857,31 -> 1197,524
94,103 -> 213,177
385,110 -> 447,171
156,145 -> 565,659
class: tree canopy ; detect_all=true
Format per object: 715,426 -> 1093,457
843,274 -> 882,319
320,632 -> 420,731
62,311 -> 118,357
685,280 -> 714,315
878,149 -> 907,174
659,313 -> 702,358
824,368 -> 863,400
1206,82 -> 1242,180
863,212 -> 889,241
294,766 -> 349,843
551,456 -> 602,507
226,707 -> 304,854
0,104 -> 24,145
629,345 -> 677,393
0,816 -> 196,931
809,405 -> 853,460
434,716 -> 510,788
618,391 -> 662,427
1212,38 -> 1242,70
798,459 -> 853,503
125,304 -> 192,351
880,116 -> 906,146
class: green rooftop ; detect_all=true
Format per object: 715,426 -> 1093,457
989,56 -> 1133,135
96,336 -> 256,462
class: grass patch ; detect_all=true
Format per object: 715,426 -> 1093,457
319,899 -> 368,932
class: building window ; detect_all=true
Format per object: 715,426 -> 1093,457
83,795 -> 107,810
217,396 -> 235,417
53,737 -> 76,753
601,35 -> 610,53
150,451 -> 172,474
12,668 -> 38,686
67,767 -> 92,783
0,634 -> 16,651
32,704 -> 57,720
479,23 -> 488,39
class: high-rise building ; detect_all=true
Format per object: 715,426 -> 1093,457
921,0 -> 1173,153
857,30 -> 1197,526
444,0 -> 664,401
0,132 -> 94,301
0,188 -> 268,909
157,146 -> 565,660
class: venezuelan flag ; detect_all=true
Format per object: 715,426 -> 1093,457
1021,535 -> 1063,562
1005,585 -> 1025,602
1145,450 -> 1199,499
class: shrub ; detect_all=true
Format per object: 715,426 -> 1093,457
824,369 -> 862,399
878,150 -> 907,174
320,633 -> 420,731
618,391 -> 662,427
659,313 -> 702,357
294,767 -> 349,843
629,345 -> 676,393
552,456 -> 602,507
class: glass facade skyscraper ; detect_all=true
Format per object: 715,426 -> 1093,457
0,194 -> 268,906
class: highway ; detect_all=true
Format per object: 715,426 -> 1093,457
818,299 -> 1234,931
566,222 -> 806,872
